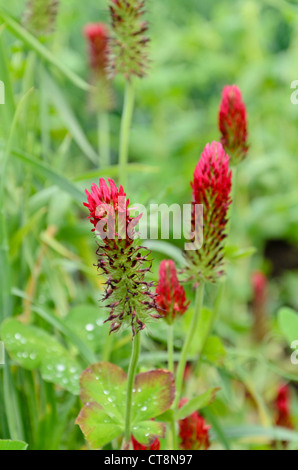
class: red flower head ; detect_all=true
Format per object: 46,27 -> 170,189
251,271 -> 268,342
131,436 -> 160,450
108,0 -> 149,79
219,85 -> 249,165
84,179 -> 158,335
186,142 -> 232,283
83,23 -> 109,75
275,385 -> 293,430
23,0 -> 59,36
178,399 -> 210,450
155,260 -> 189,324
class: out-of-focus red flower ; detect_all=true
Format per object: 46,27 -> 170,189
156,260 -> 189,324
178,399 -> 210,450
251,271 -> 268,342
219,85 -> 249,165
109,0 -> 149,79
186,141 -> 232,282
131,435 -> 160,450
83,23 -> 109,75
275,385 -> 293,430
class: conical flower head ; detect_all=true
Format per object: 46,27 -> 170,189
108,0 -> 149,79
155,260 -> 189,324
23,0 -> 59,36
178,399 -> 210,450
84,178 -> 159,335
219,85 -> 249,165
186,142 -> 232,283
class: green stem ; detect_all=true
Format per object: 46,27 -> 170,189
168,323 -> 174,373
98,111 -> 110,168
123,332 -> 141,449
173,283 -> 204,409
119,79 -> 135,189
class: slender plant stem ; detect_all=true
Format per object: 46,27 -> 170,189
173,283 -> 205,409
98,111 -> 110,168
119,79 -> 135,189
123,332 -> 141,449
168,323 -> 174,373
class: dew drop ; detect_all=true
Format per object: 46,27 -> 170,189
141,406 -> 147,411
57,364 -> 65,372
14,333 -> 22,340
104,390 -> 109,395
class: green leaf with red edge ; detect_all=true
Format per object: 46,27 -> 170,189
75,402 -> 123,449
76,362 -> 175,449
175,387 -> 220,421
132,370 -> 175,424
131,421 -> 166,447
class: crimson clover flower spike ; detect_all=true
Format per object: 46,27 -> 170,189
108,0 -> 150,79
23,0 -> 59,36
83,23 -> 110,76
178,399 -> 210,450
155,260 -> 190,324
185,142 -> 232,283
131,436 -> 160,450
219,85 -> 249,165
84,178 -> 159,335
